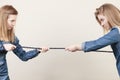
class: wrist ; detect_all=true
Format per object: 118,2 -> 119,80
76,45 -> 81,51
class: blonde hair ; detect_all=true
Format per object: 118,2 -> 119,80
0,5 -> 18,42
95,3 -> 120,33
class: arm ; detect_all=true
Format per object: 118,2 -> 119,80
83,28 -> 120,52
12,37 -> 40,61
65,28 -> 120,52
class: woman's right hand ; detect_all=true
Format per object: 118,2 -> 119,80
3,43 -> 16,51
65,44 -> 81,52
40,47 -> 49,53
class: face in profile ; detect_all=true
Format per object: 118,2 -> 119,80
97,14 -> 110,30
7,14 -> 17,30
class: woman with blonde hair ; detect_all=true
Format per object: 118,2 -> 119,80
65,3 -> 120,76
0,5 -> 49,80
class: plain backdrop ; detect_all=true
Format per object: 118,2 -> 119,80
0,0 -> 120,80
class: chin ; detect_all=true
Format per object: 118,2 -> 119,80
8,28 -> 13,30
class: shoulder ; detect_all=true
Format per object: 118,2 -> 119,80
110,27 -> 120,34
111,27 -> 120,31
13,36 -> 20,44
107,27 -> 120,40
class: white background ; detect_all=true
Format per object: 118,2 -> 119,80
0,0 -> 120,80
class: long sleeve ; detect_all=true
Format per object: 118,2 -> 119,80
12,37 -> 40,61
0,41 -> 6,52
83,27 -> 120,52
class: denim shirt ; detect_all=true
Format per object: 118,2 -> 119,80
0,37 -> 40,80
83,27 -> 120,76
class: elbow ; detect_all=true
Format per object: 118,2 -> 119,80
19,56 -> 29,61
21,58 -> 29,61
